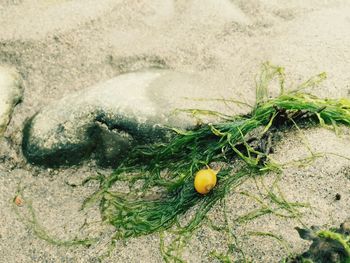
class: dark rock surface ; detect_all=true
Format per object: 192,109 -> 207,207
22,70 -> 224,167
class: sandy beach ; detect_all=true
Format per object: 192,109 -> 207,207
1,1 -> 350,262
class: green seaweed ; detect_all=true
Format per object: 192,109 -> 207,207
83,62 -> 350,241
14,63 -> 350,262
286,223 -> 350,263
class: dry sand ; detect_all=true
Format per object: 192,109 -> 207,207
1,0 -> 350,262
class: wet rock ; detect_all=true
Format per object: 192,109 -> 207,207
23,70 -> 226,167
0,66 -> 23,137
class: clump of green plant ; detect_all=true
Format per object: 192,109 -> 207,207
14,63 -> 350,262
83,63 -> 350,241
285,220 -> 350,263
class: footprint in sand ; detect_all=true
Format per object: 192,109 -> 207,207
0,0 -> 117,40
0,65 -> 23,137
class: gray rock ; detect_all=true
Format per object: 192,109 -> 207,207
0,65 -> 23,137
23,70 -> 227,167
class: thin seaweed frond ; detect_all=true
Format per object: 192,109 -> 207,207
13,186 -> 95,247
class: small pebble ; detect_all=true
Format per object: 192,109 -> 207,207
14,195 -> 23,206
335,193 -> 341,201
341,219 -> 350,234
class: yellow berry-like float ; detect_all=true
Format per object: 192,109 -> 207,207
194,167 -> 218,194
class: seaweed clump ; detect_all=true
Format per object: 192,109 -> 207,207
14,63 -> 350,262
83,63 -> 350,240
286,220 -> 350,263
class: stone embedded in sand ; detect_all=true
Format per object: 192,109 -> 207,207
0,66 -> 23,137
23,70 -> 228,167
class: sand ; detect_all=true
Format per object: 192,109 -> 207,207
1,0 -> 350,262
